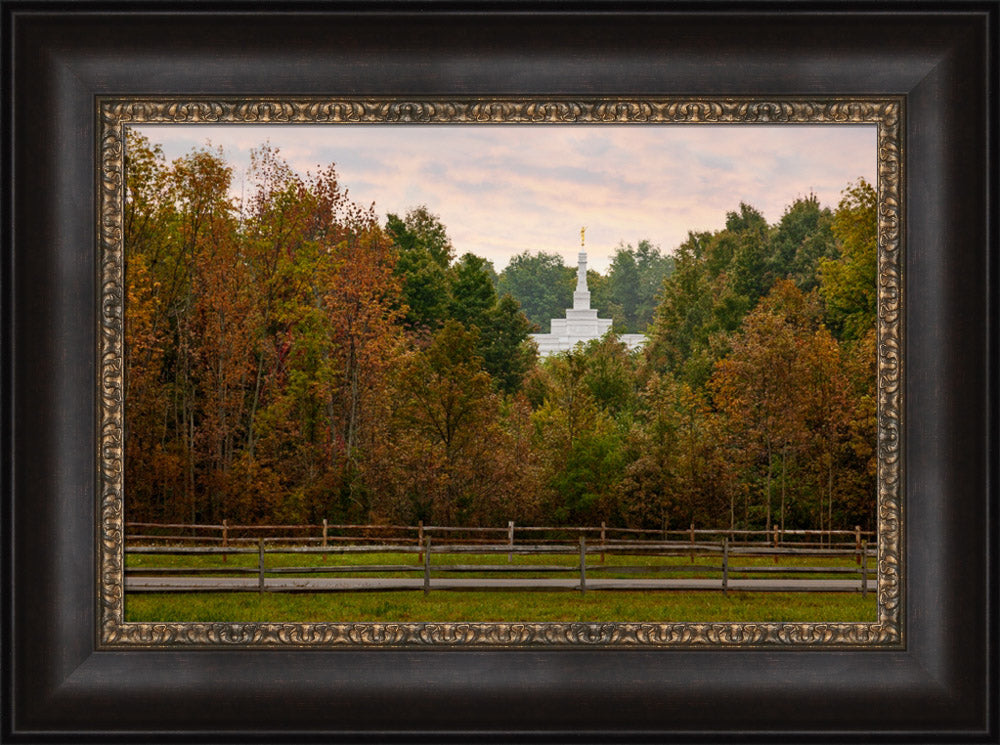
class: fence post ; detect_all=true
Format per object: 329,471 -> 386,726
773,525 -> 779,563
722,538 -> 729,597
861,540 -> 868,598
417,521 -> 424,565
258,538 -> 265,594
855,525 -> 862,565
579,536 -> 587,596
689,522 -> 695,563
222,519 -> 228,563
423,536 -> 431,595
507,520 -> 515,563
600,521 -> 606,564
322,518 -> 328,563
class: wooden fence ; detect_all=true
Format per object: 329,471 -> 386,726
125,536 -> 876,597
126,520 -> 876,556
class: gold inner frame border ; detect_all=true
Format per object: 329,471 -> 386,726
97,97 -> 903,648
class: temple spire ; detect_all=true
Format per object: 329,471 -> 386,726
529,227 -> 646,355
574,228 -> 590,308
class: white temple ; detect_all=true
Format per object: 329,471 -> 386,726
530,230 -> 646,356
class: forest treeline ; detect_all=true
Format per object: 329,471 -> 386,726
124,132 -> 877,534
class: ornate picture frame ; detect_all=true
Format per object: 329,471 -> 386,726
99,96 -> 902,648
5,4 -> 994,740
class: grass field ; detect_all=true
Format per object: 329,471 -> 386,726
125,548 -> 877,623
125,589 -> 877,623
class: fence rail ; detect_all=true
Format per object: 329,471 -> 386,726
125,533 -> 876,597
126,520 -> 875,550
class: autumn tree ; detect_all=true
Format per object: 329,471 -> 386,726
124,137 -> 407,525
710,282 -> 815,531
709,281 -> 859,532
374,321 -> 541,524
799,325 -> 852,536
618,374 -> 733,530
124,136 -> 242,523
240,151 -> 404,523
838,328 -> 878,531
123,132 -> 177,521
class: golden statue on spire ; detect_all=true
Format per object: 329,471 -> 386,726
580,226 -> 586,247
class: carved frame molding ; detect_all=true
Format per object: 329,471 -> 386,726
97,97 -> 902,648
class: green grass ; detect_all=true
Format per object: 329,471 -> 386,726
125,589 -> 876,623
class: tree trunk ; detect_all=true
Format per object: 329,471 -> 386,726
827,445 -> 834,546
764,438 -> 772,534
246,350 -> 266,459
780,446 -> 787,536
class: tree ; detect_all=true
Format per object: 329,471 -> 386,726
644,231 -> 722,387
497,251 -> 574,331
607,248 -> 642,331
122,250 -> 176,521
709,282 -> 819,531
386,205 -> 453,267
156,143 -> 239,523
581,334 -> 638,418
770,194 -> 836,291
618,373 -> 733,530
726,202 -> 773,302
799,325 -> 852,537
386,206 -> 454,331
839,328 -> 878,531
123,132 -> 178,521
449,252 -> 498,332
587,269 -> 624,329
604,240 -> 674,333
480,294 -> 538,394
123,137 -> 411,526
818,179 -> 877,341
375,321 -> 541,524
709,281 -> 858,533
634,239 -> 675,328
532,349 -> 626,524
446,252 -> 536,393
645,196 -> 839,390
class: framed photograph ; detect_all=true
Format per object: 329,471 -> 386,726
3,2 -> 996,740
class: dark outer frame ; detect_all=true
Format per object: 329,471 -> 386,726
2,2 -> 996,741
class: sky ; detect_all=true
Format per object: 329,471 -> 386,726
134,124 -> 877,273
